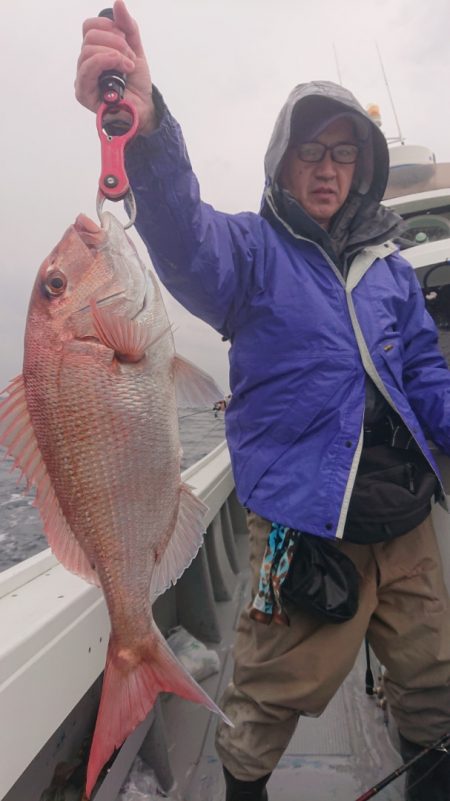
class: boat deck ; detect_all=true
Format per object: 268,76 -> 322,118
156,533 -> 405,801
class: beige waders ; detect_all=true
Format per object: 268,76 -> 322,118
215,512 -> 450,782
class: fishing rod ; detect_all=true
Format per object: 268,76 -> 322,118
353,731 -> 450,800
178,407 -> 223,421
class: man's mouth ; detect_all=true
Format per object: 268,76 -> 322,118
312,187 -> 336,196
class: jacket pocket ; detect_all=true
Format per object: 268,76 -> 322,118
234,359 -> 352,503
267,355 -> 354,446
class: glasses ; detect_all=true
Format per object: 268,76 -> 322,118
295,142 -> 359,164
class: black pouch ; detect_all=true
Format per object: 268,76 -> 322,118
344,445 -> 438,544
280,532 -> 359,623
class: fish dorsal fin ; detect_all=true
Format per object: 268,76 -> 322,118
91,301 -> 152,362
149,483 -> 208,600
0,376 -> 100,586
173,355 -> 223,408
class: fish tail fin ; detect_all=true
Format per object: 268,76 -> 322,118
85,628 -> 232,798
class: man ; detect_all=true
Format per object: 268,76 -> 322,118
76,3 -> 450,799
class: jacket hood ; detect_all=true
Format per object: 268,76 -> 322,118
264,80 -> 389,201
262,81 -> 402,261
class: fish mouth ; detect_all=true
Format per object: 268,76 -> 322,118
73,214 -> 105,249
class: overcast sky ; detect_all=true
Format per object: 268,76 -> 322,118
1,0 -> 449,393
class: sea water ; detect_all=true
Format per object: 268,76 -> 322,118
0,408 -> 225,573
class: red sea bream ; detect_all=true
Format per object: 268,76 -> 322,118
0,212 -> 229,797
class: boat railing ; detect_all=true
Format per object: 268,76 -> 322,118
0,438 -> 247,801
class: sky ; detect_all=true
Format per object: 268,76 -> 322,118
1,0 -> 449,394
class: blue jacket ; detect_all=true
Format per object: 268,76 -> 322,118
126,83 -> 450,540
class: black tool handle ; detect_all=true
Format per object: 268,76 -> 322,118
98,8 -> 126,103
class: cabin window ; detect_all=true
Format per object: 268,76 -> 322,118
396,209 -> 450,250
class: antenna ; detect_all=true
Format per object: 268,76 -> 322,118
375,42 -> 404,144
333,43 -> 343,85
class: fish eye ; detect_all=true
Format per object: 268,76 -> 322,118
45,270 -> 67,297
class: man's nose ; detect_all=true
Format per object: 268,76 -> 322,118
315,151 -> 337,178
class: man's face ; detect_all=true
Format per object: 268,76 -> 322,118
279,118 -> 358,229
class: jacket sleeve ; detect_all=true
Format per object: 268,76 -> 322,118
396,254 -> 450,454
125,88 -> 266,339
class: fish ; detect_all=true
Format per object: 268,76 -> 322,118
0,212 -> 231,798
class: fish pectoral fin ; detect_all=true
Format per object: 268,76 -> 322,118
0,375 -> 100,587
173,354 -> 223,408
149,483 -> 208,600
90,300 -> 151,362
85,626 -> 231,798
